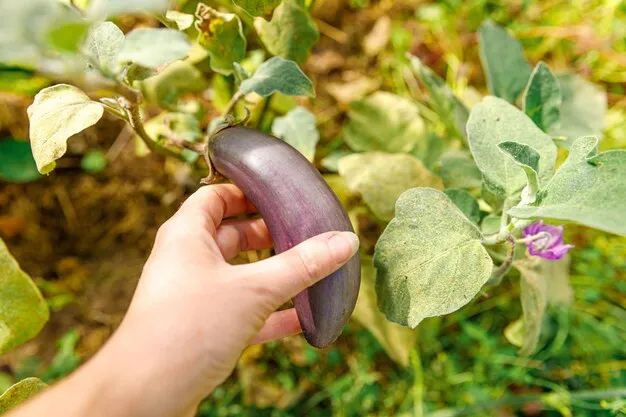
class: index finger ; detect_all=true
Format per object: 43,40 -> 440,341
178,184 -> 256,230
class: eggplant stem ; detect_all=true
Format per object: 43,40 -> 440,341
221,91 -> 244,118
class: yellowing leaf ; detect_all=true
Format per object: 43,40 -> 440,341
197,6 -> 246,75
0,239 -> 49,355
165,11 -> 194,30
374,188 -> 493,327
352,258 -> 417,367
0,378 -> 47,414
27,84 -> 104,174
338,152 -> 442,221
254,0 -> 319,64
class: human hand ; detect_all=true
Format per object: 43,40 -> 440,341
61,184 -> 359,417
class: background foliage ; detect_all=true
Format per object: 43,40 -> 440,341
0,0 -> 624,416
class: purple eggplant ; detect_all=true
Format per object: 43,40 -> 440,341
208,126 -> 360,348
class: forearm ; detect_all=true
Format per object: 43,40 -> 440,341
8,319 -> 208,417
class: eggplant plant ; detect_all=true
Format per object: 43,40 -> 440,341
0,0 -> 625,412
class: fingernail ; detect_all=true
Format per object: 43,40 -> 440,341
329,232 -> 360,261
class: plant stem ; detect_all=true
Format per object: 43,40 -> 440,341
425,388 -> 626,417
486,235 -> 515,287
124,100 -> 187,162
221,91 -> 244,118
482,218 -> 534,245
410,347 -> 424,417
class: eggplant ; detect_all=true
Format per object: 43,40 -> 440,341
208,126 -> 360,348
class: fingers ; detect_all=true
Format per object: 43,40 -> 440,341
250,309 -> 302,345
216,218 -> 273,260
238,231 -> 359,306
178,184 -> 256,230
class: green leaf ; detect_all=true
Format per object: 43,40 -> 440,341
239,57 -> 314,97
197,7 -> 246,75
137,112 -> 203,148
0,139 -> 41,183
254,0 -> 319,64
439,151 -> 482,189
478,20 -> 532,103
508,136 -> 626,236
467,96 -> 557,196
0,0 -> 70,65
233,62 -> 249,85
165,11 -> 195,31
352,257 -> 417,367
271,106 -> 319,161
82,22 -> 125,76
0,239 -> 49,355
408,55 -> 468,141
342,92 -> 425,153
139,60 -> 208,109
27,84 -> 104,174
233,0 -> 281,16
545,255 -> 573,307
80,150 -> 107,173
117,28 -> 191,69
0,68 -> 50,96
480,214 -> 501,235
523,62 -> 561,133
338,153 -> 443,221
511,258 -> 549,355
48,21 -> 90,53
374,188 -> 493,327
549,73 -> 607,148
440,151 -> 482,189
0,378 -> 47,414
42,330 -> 81,381
443,189 -> 480,224
497,141 -> 540,204
321,150 -> 352,173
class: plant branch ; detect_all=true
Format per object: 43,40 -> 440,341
426,388 -> 626,417
121,98 -> 187,162
485,235 -> 515,287
221,91 -> 244,118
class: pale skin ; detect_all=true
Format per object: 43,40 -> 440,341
9,184 -> 360,417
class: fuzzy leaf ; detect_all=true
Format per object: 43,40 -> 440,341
338,153 -> 442,221
498,141 -> 540,204
0,139 -> 41,183
0,378 -> 47,414
233,0 -> 281,16
549,73 -> 607,148
254,0 -> 319,64
352,258 -> 417,367
117,28 -> 191,69
82,22 -> 125,76
342,92 -> 425,154
443,189 -> 480,224
512,258 -> 549,355
271,107 -> 319,161
545,255 -> 573,307
27,84 -> 104,174
440,151 -> 482,189
374,188 -> 493,327
239,57 -> 314,97
139,60 -> 208,109
197,7 -> 246,75
0,239 -> 49,355
478,20 -> 532,103
467,96 -> 557,196
408,55 -> 468,141
165,11 -> 194,30
523,62 -> 561,132
508,136 -> 626,236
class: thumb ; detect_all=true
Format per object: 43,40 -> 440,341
238,231 -> 359,306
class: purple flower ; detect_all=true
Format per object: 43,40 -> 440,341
523,221 -> 574,260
